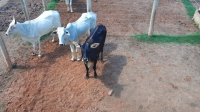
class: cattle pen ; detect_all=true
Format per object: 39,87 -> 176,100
1,0 -> 200,112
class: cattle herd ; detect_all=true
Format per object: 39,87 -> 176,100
5,2 -> 106,79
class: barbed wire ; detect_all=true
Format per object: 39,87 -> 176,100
0,0 -> 196,32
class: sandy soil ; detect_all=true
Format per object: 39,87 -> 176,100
0,0 -> 9,7
0,0 -> 200,112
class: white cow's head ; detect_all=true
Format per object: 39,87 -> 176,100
53,27 -> 70,46
198,8 -> 200,14
5,16 -> 17,36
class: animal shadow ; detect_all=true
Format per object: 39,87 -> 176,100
99,43 -> 127,97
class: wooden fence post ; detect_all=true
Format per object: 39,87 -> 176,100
20,0 -> 30,20
148,0 -> 159,37
87,0 -> 92,12
42,0 -> 46,11
0,34 -> 12,69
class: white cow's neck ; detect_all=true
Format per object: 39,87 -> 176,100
15,22 -> 32,38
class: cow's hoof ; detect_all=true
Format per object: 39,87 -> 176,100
38,54 -> 42,58
31,52 -> 36,56
77,59 -> 81,62
85,75 -> 89,79
70,59 -> 75,62
94,75 -> 97,78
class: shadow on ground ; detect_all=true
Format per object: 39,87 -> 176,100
99,43 -> 127,97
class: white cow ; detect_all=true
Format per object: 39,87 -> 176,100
5,10 -> 61,57
65,0 -> 73,12
193,8 -> 200,29
53,12 -> 97,61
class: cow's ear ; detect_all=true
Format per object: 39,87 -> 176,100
65,30 -> 70,34
91,43 -> 99,48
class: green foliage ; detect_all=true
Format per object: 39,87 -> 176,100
180,0 -> 196,18
41,32 -> 52,41
132,33 -> 200,45
47,0 -> 60,10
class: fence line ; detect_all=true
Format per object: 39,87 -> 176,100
0,34 -> 12,69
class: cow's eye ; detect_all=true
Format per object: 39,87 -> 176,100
66,31 -> 69,34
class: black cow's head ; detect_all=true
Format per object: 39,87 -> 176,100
82,43 -> 89,62
81,42 -> 100,62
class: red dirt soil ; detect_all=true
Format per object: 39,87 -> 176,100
1,0 -> 200,112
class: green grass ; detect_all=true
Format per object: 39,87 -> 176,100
180,0 -> 196,18
41,32 -> 52,41
132,33 -> 200,45
47,0 -> 60,10
132,0 -> 200,45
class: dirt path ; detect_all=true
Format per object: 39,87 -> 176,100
0,0 -> 200,112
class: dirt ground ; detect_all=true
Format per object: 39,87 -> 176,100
1,0 -> 200,112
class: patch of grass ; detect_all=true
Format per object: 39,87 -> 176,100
41,32 -> 52,41
132,33 -> 200,45
131,0 -> 199,45
180,0 -> 196,18
47,0 -> 60,10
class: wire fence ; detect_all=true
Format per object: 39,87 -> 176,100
0,0 -> 198,36
0,0 -> 152,34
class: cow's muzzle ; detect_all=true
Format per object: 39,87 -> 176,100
59,44 -> 64,46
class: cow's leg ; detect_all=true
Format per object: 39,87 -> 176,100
87,30 -> 90,36
84,61 -> 89,79
93,60 -> 97,78
67,4 -> 70,12
76,46 -> 81,61
70,44 -> 75,61
31,42 -> 36,56
70,0 -> 73,12
100,46 -> 104,63
52,33 -> 55,42
38,40 -> 42,57
100,52 -> 104,63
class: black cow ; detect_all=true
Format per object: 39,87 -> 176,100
81,24 -> 107,79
